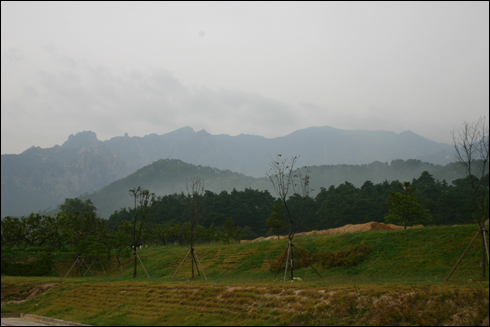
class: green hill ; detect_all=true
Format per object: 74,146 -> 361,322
77,159 -> 271,218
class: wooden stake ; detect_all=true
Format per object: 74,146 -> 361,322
445,230 -> 480,281
116,256 -> 134,279
284,242 -> 291,282
81,256 -> 96,277
64,257 -> 79,278
191,250 -> 200,278
194,250 -> 207,281
482,226 -> 489,265
273,246 -> 289,280
292,243 -> 323,278
96,254 -> 107,275
172,249 -> 191,279
136,252 -> 150,279
83,258 -> 97,277
173,248 -> 208,280
191,248 -> 195,279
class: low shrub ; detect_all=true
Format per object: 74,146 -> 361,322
1,254 -> 53,276
315,241 -> 371,268
268,242 -> 371,272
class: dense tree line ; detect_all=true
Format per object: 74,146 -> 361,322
312,172 -> 487,230
2,171 -> 488,253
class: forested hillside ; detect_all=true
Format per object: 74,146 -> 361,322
4,169 -> 486,255
106,170 -> 488,240
77,159 -> 269,218
71,158 -> 482,219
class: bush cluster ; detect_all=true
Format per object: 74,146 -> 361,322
1,254 -> 53,276
316,242 -> 371,268
268,242 -> 371,272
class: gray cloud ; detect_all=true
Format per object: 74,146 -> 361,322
1,2 -> 488,153
1,52 -> 302,153
4,48 -> 25,62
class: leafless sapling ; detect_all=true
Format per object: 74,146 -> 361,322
172,177 -> 207,280
266,155 -> 320,281
450,117 -> 489,279
129,186 -> 156,278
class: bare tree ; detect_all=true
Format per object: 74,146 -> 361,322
266,155 -> 321,281
452,117 -> 489,226
172,177 -> 207,280
129,186 -> 156,279
448,117 -> 489,279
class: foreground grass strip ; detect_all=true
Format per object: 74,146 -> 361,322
2,277 -> 488,326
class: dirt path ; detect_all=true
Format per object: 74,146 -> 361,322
2,283 -> 55,306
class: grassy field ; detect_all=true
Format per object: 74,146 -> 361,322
1,224 -> 489,325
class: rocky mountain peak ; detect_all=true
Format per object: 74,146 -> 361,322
62,131 -> 101,148
170,126 -> 195,135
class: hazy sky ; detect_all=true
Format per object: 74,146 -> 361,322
2,2 -> 489,154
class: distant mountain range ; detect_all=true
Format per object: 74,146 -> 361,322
1,126 -> 456,218
101,126 -> 454,177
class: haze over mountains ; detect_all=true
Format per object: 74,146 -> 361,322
102,126 -> 454,176
1,126 -> 456,218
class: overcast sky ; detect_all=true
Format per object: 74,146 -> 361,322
1,2 -> 488,154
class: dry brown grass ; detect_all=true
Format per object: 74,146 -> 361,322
242,221 -> 424,243
2,279 -> 484,326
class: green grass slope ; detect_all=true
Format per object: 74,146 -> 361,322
2,224 -> 489,326
112,224 -> 488,283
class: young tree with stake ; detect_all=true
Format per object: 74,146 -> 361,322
448,117 -> 489,280
172,177 -> 208,280
129,187 -> 156,279
266,155 -> 321,281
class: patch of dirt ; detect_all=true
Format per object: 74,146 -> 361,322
241,222 -> 424,243
2,283 -> 56,306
